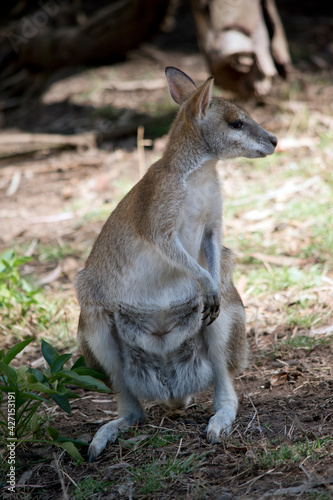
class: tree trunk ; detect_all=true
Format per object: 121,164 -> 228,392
191,0 -> 291,95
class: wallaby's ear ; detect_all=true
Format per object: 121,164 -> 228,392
192,77 -> 214,119
165,67 -> 197,105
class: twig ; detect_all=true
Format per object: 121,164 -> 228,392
28,212 -> 75,224
61,470 -> 79,489
137,126 -> 152,178
244,409 -> 258,434
173,438 -> 183,464
261,479 -> 333,498
6,171 -> 21,196
254,307 -> 259,347
299,463 -> 312,480
239,469 -> 274,490
53,453 -> 69,500
246,392 -> 262,435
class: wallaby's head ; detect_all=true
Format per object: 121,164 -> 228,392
165,67 -> 277,160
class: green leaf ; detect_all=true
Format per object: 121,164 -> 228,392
20,381 -> 56,395
27,367 -> 46,383
29,413 -> 41,432
65,389 -> 81,399
50,353 -> 72,373
3,338 -> 34,365
57,436 -> 89,446
20,392 -> 48,403
58,441 -> 84,462
60,370 -> 110,393
72,366 -> 108,379
51,394 -> 71,414
45,426 -> 60,442
41,340 -> 59,367
13,256 -> 31,267
53,382 -> 68,395
0,360 -> 18,383
71,356 -> 86,370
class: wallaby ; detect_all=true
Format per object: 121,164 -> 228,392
75,67 -> 277,462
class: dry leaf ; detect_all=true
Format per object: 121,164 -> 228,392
270,371 -> 288,386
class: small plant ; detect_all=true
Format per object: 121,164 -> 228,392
0,338 -> 110,461
0,249 -> 54,337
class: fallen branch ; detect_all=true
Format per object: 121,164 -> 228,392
261,478 -> 333,498
0,132 -> 96,161
106,79 -> 167,91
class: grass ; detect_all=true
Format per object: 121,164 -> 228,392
282,335 -> 331,351
129,453 -> 204,495
71,476 -> 115,499
234,264 -> 323,297
254,437 -> 333,470
119,430 -> 183,451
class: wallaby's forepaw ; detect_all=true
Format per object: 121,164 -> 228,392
205,407 -> 236,443
88,417 -> 126,462
202,289 -> 220,325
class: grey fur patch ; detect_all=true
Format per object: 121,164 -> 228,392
122,335 -> 213,401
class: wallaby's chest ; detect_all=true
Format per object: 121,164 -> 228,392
178,163 -> 222,256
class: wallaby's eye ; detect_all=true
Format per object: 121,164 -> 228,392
230,120 -> 244,129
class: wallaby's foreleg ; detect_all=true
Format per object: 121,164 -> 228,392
155,234 -> 219,323
201,231 -> 221,324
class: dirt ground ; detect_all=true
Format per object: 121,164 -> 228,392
1,2 -> 333,499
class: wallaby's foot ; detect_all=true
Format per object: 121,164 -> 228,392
205,404 -> 237,443
88,417 -> 126,462
88,414 -> 144,462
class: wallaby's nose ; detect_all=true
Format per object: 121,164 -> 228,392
270,135 -> 278,148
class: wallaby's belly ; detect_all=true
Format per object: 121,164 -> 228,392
121,336 -> 214,401
115,292 -> 202,355
113,266 -> 213,399
118,241 -> 203,309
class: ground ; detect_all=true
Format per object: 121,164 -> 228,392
0,4 -> 333,499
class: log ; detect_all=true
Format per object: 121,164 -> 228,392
2,0 -> 171,71
0,132 -> 96,160
191,0 -> 291,95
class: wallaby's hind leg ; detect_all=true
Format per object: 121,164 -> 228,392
205,286 -> 247,443
78,309 -> 145,461
88,390 -> 145,462
205,358 -> 238,443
